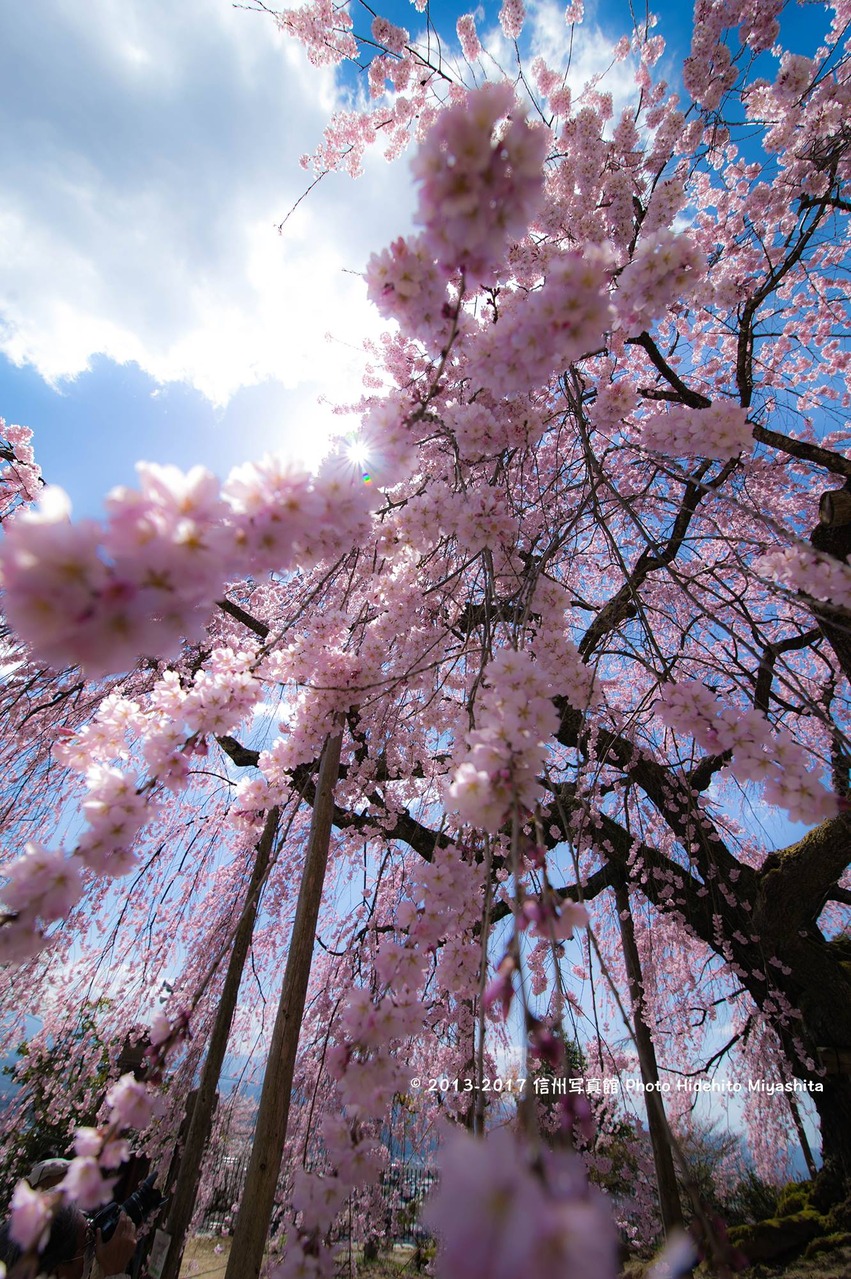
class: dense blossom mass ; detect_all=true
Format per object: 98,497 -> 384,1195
2,2 -> 851,1278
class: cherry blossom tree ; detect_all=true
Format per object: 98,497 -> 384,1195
2,0 -> 851,1275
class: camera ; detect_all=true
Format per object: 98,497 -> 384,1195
91,1173 -> 165,1242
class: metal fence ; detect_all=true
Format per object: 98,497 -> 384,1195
381,1164 -> 437,1244
198,1150 -> 436,1243
200,1150 -> 250,1234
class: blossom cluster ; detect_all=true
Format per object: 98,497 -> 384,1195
529,577 -> 598,709
422,1127 -> 617,1279
615,229 -> 704,332
656,680 -> 838,824
448,648 -> 561,832
275,844 -> 482,1278
1,420 -> 42,518
757,545 -> 851,612
0,644 -> 263,960
365,234 -> 452,345
456,14 -> 481,61
442,396 -> 547,461
0,843 -> 83,964
272,1111 -> 386,1279
471,251 -> 612,398
411,82 -> 549,280
327,849 -> 482,1114
0,86 -> 556,680
641,400 -> 752,461
0,454 -> 376,678
370,16 -> 408,55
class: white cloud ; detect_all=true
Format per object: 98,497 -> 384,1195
0,0 -> 416,459
0,0 -> 649,476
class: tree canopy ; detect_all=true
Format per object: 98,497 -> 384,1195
2,1 -> 851,1275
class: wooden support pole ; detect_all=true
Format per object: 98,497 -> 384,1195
614,878 -> 684,1237
159,807 -> 281,1279
223,731 -> 343,1279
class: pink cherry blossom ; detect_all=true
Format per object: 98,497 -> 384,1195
9,1181 -> 51,1251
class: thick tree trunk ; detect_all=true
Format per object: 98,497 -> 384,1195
159,807 -> 281,1279
779,941 -> 851,1188
614,879 -> 684,1236
749,822 -> 851,1186
223,731 -> 343,1279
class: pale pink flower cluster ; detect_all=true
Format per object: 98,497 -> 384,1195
411,82 -> 549,280
226,450 -> 375,570
384,845 -> 484,998
656,680 -> 838,824
54,691 -> 143,773
272,1115 -> 385,1279
280,0 -> 358,66
344,854 -> 480,1083
0,842 -> 82,930
52,1077 -> 156,1213
277,846 -> 483,1278
149,1010 -> 173,1047
449,648 -> 559,832
291,1167 -> 350,1235
75,1128 -> 130,1172
616,230 -> 704,332
370,16 -> 408,55
59,1157 -> 116,1210
757,545 -> 851,612
32,653 -> 260,927
331,942 -> 430,1114
321,1114 -> 385,1188
773,53 -> 813,103
531,58 -> 563,101
0,452 -> 377,677
0,843 -> 86,964
0,470 -> 226,677
472,252 -> 612,397
456,14 -> 482,61
498,0 -> 525,40
529,579 -> 597,708
422,1128 -> 617,1279
684,26 -> 738,111
341,392 -> 421,489
641,400 -> 752,461
445,484 -> 516,554
1,420 -> 42,517
443,398 -> 546,461
1,758 -> 157,960
78,764 -> 149,875
182,647 -> 260,738
520,896 -> 590,942
8,1181 -> 52,1250
106,1073 -> 156,1129
684,0 -> 782,108
365,234 -> 451,345
251,621 -> 388,809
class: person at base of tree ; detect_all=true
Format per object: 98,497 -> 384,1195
28,1158 -> 71,1191
0,1202 -> 137,1278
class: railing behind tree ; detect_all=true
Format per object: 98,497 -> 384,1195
199,1146 -> 436,1244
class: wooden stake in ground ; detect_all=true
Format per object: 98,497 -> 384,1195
223,731 -> 343,1279
614,877 -> 684,1236
158,807 -> 281,1279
